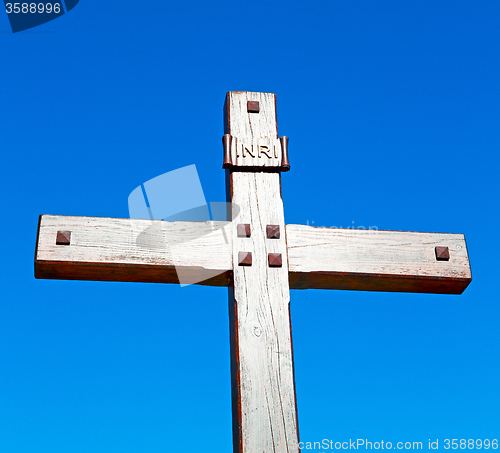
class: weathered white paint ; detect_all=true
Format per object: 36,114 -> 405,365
226,91 -> 299,453
35,215 -> 232,285
35,215 -> 471,292
286,224 -> 471,293
287,225 -> 470,280
34,91 -> 473,453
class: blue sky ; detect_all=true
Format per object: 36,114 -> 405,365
1,1 -> 499,451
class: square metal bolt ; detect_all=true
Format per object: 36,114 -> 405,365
435,246 -> 450,261
237,223 -> 251,238
268,253 -> 282,268
247,101 -> 260,113
266,225 -> 280,239
238,251 -> 252,266
56,231 -> 71,245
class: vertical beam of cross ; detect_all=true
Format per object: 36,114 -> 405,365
225,92 -> 299,452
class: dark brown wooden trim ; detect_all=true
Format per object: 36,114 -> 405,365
289,271 -> 471,295
35,260 -> 231,287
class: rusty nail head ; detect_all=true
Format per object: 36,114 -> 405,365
435,246 -> 450,261
56,231 -> 71,245
266,225 -> 280,239
238,251 -> 252,266
237,224 -> 251,238
247,101 -> 260,113
268,253 -> 282,267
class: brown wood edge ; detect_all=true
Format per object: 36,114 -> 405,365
228,286 -> 243,453
226,166 -> 243,453
34,214 -> 42,279
224,92 -> 230,135
34,260 -> 231,287
288,271 -> 471,295
34,260 -> 471,295
228,167 -> 283,174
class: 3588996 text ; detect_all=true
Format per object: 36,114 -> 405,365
5,3 -> 61,14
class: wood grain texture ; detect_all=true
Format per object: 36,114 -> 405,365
287,224 -> 472,294
35,215 -> 472,294
34,91 -> 473,453
35,215 -> 232,286
226,91 -> 300,453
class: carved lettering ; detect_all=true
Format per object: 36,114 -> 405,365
232,139 -> 282,168
242,145 -> 255,158
258,145 -> 272,159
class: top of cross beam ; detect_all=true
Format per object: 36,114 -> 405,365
224,92 -> 278,138
223,92 -> 290,172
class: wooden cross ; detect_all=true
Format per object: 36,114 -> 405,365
35,91 -> 472,453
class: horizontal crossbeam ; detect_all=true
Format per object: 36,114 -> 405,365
35,215 -> 471,294
35,215 -> 232,286
287,224 -> 471,294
